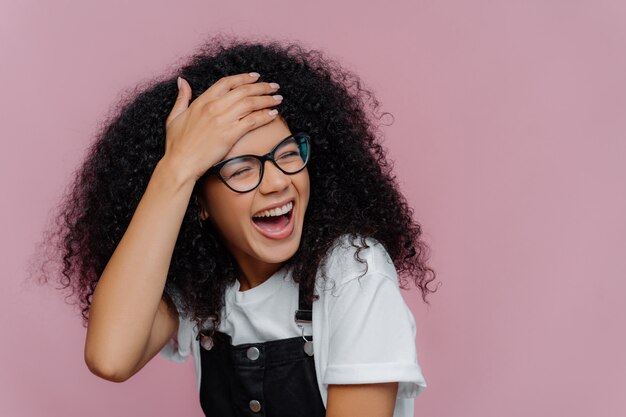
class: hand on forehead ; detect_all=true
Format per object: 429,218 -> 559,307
223,117 -> 291,160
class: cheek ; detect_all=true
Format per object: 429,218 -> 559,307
298,170 -> 311,203
205,183 -> 252,230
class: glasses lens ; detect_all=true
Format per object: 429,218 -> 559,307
220,157 -> 261,192
275,135 -> 309,173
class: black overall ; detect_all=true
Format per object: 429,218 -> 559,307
197,284 -> 327,417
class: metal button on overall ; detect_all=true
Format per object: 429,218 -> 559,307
247,346 -> 260,361
197,283 -> 326,417
249,400 -> 261,413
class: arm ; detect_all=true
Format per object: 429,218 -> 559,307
84,157 -> 195,382
84,73 -> 283,382
326,383 -> 399,417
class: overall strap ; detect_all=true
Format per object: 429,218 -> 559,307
294,283 -> 312,325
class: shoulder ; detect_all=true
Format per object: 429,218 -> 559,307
316,234 -> 398,291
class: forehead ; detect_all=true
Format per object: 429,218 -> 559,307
223,117 -> 292,160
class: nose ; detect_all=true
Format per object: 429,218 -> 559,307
258,160 -> 291,194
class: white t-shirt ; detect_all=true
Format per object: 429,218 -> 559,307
160,234 -> 427,417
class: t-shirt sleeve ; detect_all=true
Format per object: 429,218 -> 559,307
324,270 -> 427,399
158,293 -> 195,364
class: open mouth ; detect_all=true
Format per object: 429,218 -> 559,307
250,200 -> 295,238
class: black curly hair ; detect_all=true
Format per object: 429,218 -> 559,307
31,33 -> 438,336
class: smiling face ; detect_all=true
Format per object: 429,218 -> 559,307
196,116 -> 310,284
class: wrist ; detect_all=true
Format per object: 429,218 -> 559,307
154,155 -> 197,191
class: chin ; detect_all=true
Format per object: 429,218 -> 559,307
250,230 -> 302,264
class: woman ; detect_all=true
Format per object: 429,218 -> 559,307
42,34 -> 437,416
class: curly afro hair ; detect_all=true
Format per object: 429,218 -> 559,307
32,33 -> 438,335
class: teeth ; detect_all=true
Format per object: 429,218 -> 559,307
252,201 -> 293,218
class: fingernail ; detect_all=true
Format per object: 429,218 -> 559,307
269,82 -> 280,90
177,77 -> 182,90
268,109 -> 278,116
249,72 -> 260,78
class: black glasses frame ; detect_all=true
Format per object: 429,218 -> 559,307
201,132 -> 311,193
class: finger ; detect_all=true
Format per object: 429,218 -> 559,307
218,82 -> 280,115
194,72 -> 262,108
232,107 -> 280,137
225,94 -> 283,123
166,77 -> 191,126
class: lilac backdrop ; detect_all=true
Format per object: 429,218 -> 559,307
2,0 -> 625,416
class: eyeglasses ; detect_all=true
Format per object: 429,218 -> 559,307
201,132 -> 311,193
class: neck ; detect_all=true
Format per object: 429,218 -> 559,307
236,260 -> 284,292
221,237 -> 285,292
